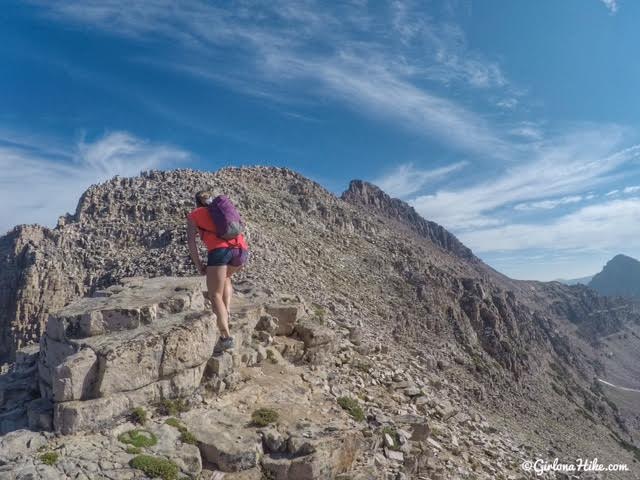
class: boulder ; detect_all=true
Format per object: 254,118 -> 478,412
294,319 -> 335,348
207,352 -> 234,378
51,348 -> 98,402
265,303 -> 305,336
0,430 -> 47,464
182,410 -> 262,472
148,422 -> 203,476
54,362 -> 206,434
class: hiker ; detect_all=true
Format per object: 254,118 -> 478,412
187,191 -> 248,353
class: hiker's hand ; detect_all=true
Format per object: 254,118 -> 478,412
198,263 -> 207,275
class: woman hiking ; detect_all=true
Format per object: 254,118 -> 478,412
187,190 -> 248,353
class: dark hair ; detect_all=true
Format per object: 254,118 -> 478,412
195,190 -> 213,207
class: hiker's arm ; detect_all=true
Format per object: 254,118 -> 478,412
187,218 -> 206,274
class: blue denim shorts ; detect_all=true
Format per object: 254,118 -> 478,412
207,248 -> 248,267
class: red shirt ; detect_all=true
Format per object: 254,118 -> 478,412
187,207 -> 248,252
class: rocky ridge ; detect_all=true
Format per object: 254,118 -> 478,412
1,167 -> 640,478
1,275 -> 538,480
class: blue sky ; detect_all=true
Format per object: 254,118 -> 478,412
2,0 -> 640,281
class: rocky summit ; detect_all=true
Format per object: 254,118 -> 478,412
2,166 -> 640,479
589,254 -> 640,300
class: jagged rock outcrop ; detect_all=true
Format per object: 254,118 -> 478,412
40,277 -> 222,434
341,180 -> 476,261
0,346 -> 41,434
534,280 -> 640,338
0,226 -> 84,361
0,276 -> 368,478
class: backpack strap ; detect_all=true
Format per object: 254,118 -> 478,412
197,225 -> 242,247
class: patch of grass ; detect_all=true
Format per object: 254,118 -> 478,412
164,417 -> 198,445
337,396 -> 365,422
314,307 -> 326,319
118,429 -> 158,448
126,446 -> 142,455
180,430 -> 198,445
251,408 -> 279,427
129,455 -> 179,480
165,417 -> 182,429
130,407 -> 148,425
39,452 -> 59,466
158,398 -> 190,416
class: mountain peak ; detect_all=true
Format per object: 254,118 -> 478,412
608,253 -> 640,265
589,254 -> 640,298
342,179 -> 475,260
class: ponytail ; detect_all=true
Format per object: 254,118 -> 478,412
195,190 -> 213,207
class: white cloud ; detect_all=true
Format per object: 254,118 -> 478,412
461,197 -> 640,252
513,195 -> 583,211
0,131 -> 190,234
407,128 -> 640,230
623,185 -> 640,194
601,0 -> 619,14
35,0 -> 514,159
508,123 -> 543,141
372,161 -> 467,198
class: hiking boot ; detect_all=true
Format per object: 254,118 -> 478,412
213,336 -> 235,354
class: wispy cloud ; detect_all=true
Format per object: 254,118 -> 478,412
508,122 -> 543,141
0,131 -> 190,234
513,195 -> 584,211
601,0 -> 619,14
372,161 -> 467,198
387,127 -> 640,230
367,126 -> 640,257
35,0 -> 516,159
461,197 -> 640,252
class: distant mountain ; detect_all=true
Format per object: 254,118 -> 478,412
555,275 -> 594,286
589,254 -> 640,298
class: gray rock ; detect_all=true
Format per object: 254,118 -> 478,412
51,348 -> 98,402
183,410 -> 262,472
0,430 -> 47,464
207,352 -> 234,378
265,303 -> 305,336
384,448 -> 404,462
295,319 -> 335,348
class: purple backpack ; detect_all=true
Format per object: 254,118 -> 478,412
206,195 -> 245,240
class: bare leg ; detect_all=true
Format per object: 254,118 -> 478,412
223,278 -> 232,315
206,265 -> 230,338
224,265 -> 242,316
